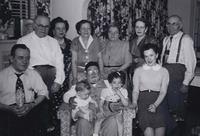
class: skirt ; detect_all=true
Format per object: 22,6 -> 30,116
138,90 -> 165,131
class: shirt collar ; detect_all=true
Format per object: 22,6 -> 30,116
143,64 -> 161,71
7,65 -> 28,77
79,35 -> 93,50
32,31 -> 48,40
170,31 -> 183,39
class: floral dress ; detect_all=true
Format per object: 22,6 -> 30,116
50,38 -> 72,136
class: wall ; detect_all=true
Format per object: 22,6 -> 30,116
51,0 -> 193,39
51,0 -> 90,40
168,0 -> 192,35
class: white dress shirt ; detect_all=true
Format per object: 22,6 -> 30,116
161,31 -> 197,85
0,66 -> 48,105
17,32 -> 65,84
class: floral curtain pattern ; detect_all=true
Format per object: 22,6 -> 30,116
87,0 -> 168,42
37,0 -> 50,16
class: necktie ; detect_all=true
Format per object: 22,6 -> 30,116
15,73 -> 25,107
163,36 -> 173,64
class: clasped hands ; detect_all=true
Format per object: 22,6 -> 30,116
131,102 -> 157,113
9,103 -> 35,117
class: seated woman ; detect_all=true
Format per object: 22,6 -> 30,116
58,62 -> 135,136
102,24 -> 132,79
132,43 -> 169,136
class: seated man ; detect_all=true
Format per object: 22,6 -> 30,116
59,61 -> 134,136
0,44 -> 48,136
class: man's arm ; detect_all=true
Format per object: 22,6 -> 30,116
52,40 -> 65,92
182,35 -> 197,86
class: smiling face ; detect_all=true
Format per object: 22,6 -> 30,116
86,65 -> 100,84
143,48 -> 158,66
110,77 -> 123,91
11,48 -> 30,72
79,22 -> 91,39
108,26 -> 119,41
135,20 -> 147,37
53,22 -> 66,39
34,16 -> 50,38
77,89 -> 90,100
166,16 -> 182,36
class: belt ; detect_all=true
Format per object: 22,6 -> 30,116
33,65 -> 54,69
140,89 -> 159,93
104,65 -> 122,68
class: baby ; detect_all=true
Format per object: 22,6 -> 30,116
71,80 -> 97,121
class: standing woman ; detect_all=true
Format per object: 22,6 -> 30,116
132,43 -> 169,136
129,18 -> 157,68
48,17 -> 72,134
71,20 -> 103,84
102,24 -> 132,79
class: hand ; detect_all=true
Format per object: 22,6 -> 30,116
51,82 -> 61,93
180,84 -> 189,93
11,103 -> 34,117
69,96 -> 77,109
132,102 -> 138,111
148,104 -> 156,113
96,112 -> 105,119
115,89 -> 122,96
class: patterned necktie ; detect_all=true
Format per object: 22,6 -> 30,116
163,36 -> 173,64
15,73 -> 25,107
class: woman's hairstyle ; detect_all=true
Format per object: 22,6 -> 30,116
75,79 -> 91,92
134,18 -> 149,28
140,43 -> 159,59
75,20 -> 94,36
107,71 -> 126,85
48,17 -> 69,37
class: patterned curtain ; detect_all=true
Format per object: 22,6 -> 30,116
37,0 -> 50,16
87,0 -> 168,42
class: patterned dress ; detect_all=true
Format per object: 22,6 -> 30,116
50,37 -> 72,136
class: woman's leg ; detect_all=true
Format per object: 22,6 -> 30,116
155,127 -> 165,136
144,127 -> 154,136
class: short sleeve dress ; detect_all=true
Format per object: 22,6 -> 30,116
71,36 -> 103,80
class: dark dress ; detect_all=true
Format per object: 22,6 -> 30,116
138,90 -> 165,131
50,37 -> 72,136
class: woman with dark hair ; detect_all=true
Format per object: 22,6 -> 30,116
48,17 -> 72,134
132,43 -> 169,136
129,18 -> 158,68
71,20 -> 103,84
49,17 -> 72,90
102,24 -> 132,79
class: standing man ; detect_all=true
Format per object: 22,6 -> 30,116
161,15 -> 196,135
0,44 -> 48,136
17,14 -> 65,132
17,14 -> 65,93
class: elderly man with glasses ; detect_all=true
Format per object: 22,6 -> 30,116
160,15 -> 196,136
17,14 -> 65,134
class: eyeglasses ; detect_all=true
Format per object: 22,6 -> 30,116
36,23 -> 49,29
166,22 -> 179,26
87,69 -> 99,74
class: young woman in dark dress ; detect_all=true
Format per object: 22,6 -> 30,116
132,43 -> 169,136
